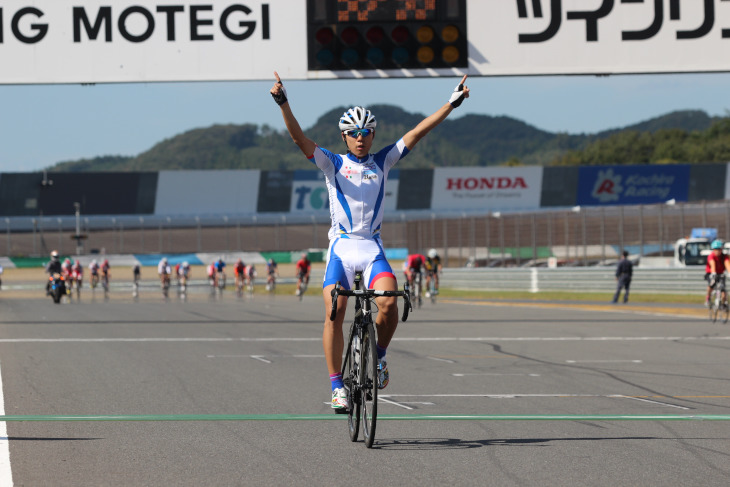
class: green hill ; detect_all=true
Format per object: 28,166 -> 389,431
47,108 -> 722,172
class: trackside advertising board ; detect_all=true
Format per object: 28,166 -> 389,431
3,1 -> 730,84
576,165 -> 690,206
154,170 -> 260,215
289,169 -> 399,213
430,167 -> 543,211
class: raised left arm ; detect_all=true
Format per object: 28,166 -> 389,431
402,75 -> 470,150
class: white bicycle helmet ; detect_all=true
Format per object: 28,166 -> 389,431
338,106 -> 377,132
428,248 -> 438,258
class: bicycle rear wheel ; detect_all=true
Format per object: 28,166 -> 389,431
360,322 -> 378,448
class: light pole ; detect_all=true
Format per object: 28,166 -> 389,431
72,202 -> 87,255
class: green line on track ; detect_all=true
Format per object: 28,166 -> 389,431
2,414 -> 730,422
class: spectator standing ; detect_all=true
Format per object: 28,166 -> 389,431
612,250 -> 633,304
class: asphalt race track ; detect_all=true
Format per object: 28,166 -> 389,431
1,291 -> 729,486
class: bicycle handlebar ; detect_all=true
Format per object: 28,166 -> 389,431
330,282 -> 412,322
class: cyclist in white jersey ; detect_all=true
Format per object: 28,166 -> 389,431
271,71 -> 470,411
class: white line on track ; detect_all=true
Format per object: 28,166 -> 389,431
1,336 -> 729,343
206,354 -> 324,359
378,397 -> 414,410
613,395 -> 690,410
427,356 -> 456,363
566,360 -> 643,364
0,361 -> 14,486
452,373 -> 541,377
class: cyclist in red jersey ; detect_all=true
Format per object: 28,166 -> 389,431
62,258 -> 74,297
705,239 -> 730,306
404,253 -> 426,286
295,253 -> 312,296
234,258 -> 246,291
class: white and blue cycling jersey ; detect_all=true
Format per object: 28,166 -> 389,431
308,139 -> 409,241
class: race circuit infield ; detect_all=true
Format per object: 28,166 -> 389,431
0,291 -> 729,486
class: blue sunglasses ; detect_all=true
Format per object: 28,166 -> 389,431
344,128 -> 373,138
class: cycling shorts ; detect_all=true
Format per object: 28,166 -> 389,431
323,237 -> 395,290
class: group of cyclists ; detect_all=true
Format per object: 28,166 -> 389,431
44,250 -> 111,300
403,248 -> 442,299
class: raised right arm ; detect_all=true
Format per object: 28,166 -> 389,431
270,71 -> 316,157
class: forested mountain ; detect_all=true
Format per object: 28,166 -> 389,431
48,108 -> 724,172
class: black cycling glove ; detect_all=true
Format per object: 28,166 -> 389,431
271,81 -> 288,106
448,81 -> 466,108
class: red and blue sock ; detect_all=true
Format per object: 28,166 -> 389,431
376,344 -> 387,360
330,372 -> 344,391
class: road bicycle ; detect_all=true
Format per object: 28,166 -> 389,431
330,272 -> 412,448
709,274 -> 729,324
161,274 -> 171,299
217,271 -> 226,293
101,273 -> 110,300
426,270 -> 437,304
408,269 -> 422,308
297,273 -> 308,301
90,273 -> 99,291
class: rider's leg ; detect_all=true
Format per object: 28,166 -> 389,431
372,276 -> 398,350
321,285 -> 349,375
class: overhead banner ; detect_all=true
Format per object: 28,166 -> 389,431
289,169 -> 399,213
431,167 -> 543,211
0,0 -> 305,84
3,1 -> 730,83
576,165 -> 690,206
470,0 -> 730,76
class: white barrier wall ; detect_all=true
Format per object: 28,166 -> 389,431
154,170 -> 260,215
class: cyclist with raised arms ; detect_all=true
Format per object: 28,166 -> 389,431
270,71 -> 470,411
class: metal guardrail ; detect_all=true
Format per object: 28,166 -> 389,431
441,267 -> 708,294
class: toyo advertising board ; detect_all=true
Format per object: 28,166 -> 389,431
289,169 -> 399,213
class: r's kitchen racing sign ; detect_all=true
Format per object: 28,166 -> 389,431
577,165 -> 690,206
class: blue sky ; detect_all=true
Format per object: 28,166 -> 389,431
1,72 -> 729,172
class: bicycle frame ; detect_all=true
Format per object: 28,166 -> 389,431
330,273 -> 412,447
709,274 -> 729,323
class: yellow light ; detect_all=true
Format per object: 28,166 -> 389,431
417,46 -> 434,64
442,46 -> 460,64
416,25 -> 434,44
441,25 -> 460,43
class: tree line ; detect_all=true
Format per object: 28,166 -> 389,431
47,107 -> 727,172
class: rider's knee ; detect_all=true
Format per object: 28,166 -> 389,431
378,296 -> 398,319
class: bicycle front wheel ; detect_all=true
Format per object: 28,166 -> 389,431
711,293 -> 719,323
344,327 -> 360,442
360,322 -> 378,448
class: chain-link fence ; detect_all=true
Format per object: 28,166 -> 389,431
3,201 -> 729,266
